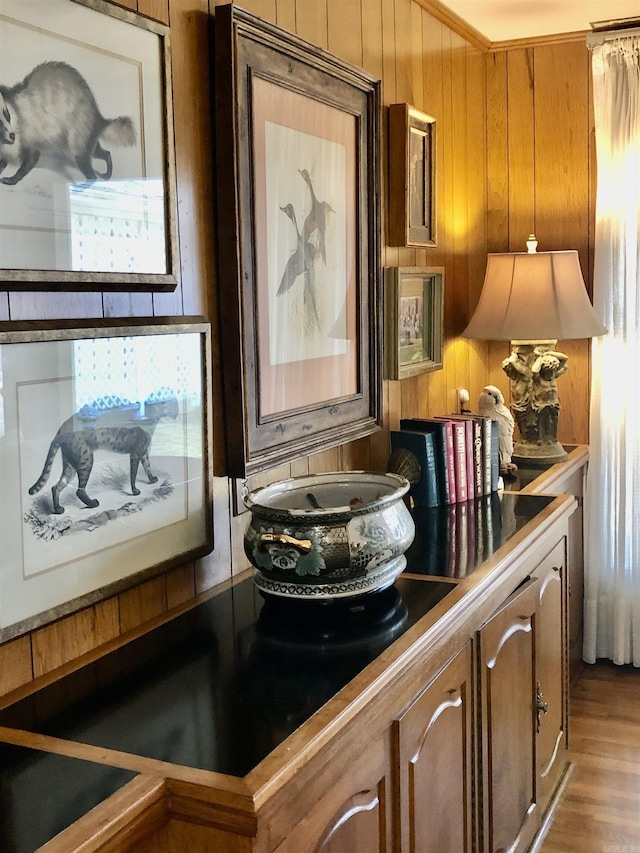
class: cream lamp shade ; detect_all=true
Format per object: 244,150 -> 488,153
463,250 -> 607,341
463,242 -> 607,468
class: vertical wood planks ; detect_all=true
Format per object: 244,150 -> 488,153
276,0 -> 296,32
295,0 -> 327,49
507,49 -> 535,248
31,599 -> 120,679
327,0 -> 362,67
138,0 -> 170,23
534,43 -> 590,256
534,42 -> 590,445
119,577 -> 167,635
485,51 -> 509,252
0,637 -> 33,696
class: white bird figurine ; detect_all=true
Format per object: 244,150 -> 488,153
477,384 -> 518,476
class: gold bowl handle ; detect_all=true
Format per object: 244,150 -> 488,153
257,533 -> 313,555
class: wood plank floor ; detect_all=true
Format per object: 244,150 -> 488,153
540,662 -> 640,852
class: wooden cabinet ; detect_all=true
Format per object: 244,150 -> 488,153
395,642 -> 474,853
478,540 -> 567,853
0,494 -> 576,853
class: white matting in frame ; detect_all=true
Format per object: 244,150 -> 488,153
0,319 -> 212,641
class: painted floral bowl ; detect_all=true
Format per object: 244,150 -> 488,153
243,471 -> 415,600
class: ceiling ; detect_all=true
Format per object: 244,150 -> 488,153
438,0 -> 640,43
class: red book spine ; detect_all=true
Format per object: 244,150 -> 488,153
450,421 -> 468,502
442,420 -> 457,504
462,420 -> 475,498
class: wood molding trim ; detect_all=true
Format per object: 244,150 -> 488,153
413,0 -> 491,50
490,30 -> 589,52
413,0 -> 588,54
36,776 -> 167,853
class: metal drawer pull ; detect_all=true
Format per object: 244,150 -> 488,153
536,681 -> 549,732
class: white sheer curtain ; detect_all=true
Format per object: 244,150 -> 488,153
584,35 -> 640,665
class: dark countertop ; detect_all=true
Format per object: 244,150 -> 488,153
0,742 -> 136,853
0,491 -> 556,852
0,575 -> 453,779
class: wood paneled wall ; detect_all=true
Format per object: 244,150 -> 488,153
0,0 -> 595,701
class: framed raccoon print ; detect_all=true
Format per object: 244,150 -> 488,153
0,0 -> 179,291
0,318 -> 213,641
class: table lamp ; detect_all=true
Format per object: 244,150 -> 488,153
463,236 -> 607,467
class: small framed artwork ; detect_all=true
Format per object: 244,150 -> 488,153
0,318 -> 212,641
0,0 -> 178,290
388,103 -> 436,248
214,4 -> 382,478
385,267 -> 444,380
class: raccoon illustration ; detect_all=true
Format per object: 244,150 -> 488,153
0,61 -> 136,185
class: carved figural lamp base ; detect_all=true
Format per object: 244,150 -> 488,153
463,235 -> 607,468
502,342 -> 569,467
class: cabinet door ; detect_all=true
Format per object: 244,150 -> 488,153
396,642 -> 474,853
479,578 -> 538,853
532,540 -> 567,806
272,750 -> 391,853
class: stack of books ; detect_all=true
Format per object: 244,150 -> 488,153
390,414 -> 501,508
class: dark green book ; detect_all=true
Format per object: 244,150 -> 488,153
390,429 -> 439,507
399,418 -> 451,504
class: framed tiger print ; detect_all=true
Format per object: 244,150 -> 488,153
0,317 -> 213,641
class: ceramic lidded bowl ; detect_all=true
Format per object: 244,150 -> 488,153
243,471 -> 415,600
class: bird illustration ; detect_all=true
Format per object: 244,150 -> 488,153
477,384 -> 518,476
277,203 -> 321,330
298,169 -> 334,263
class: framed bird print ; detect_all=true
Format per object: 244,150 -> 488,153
214,5 -> 382,477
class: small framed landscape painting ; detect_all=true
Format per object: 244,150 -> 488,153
385,267 -> 444,380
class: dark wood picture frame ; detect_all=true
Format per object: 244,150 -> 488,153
214,4 -> 382,478
0,317 -> 213,641
384,266 -> 444,379
388,103 -> 436,248
0,0 -> 179,291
